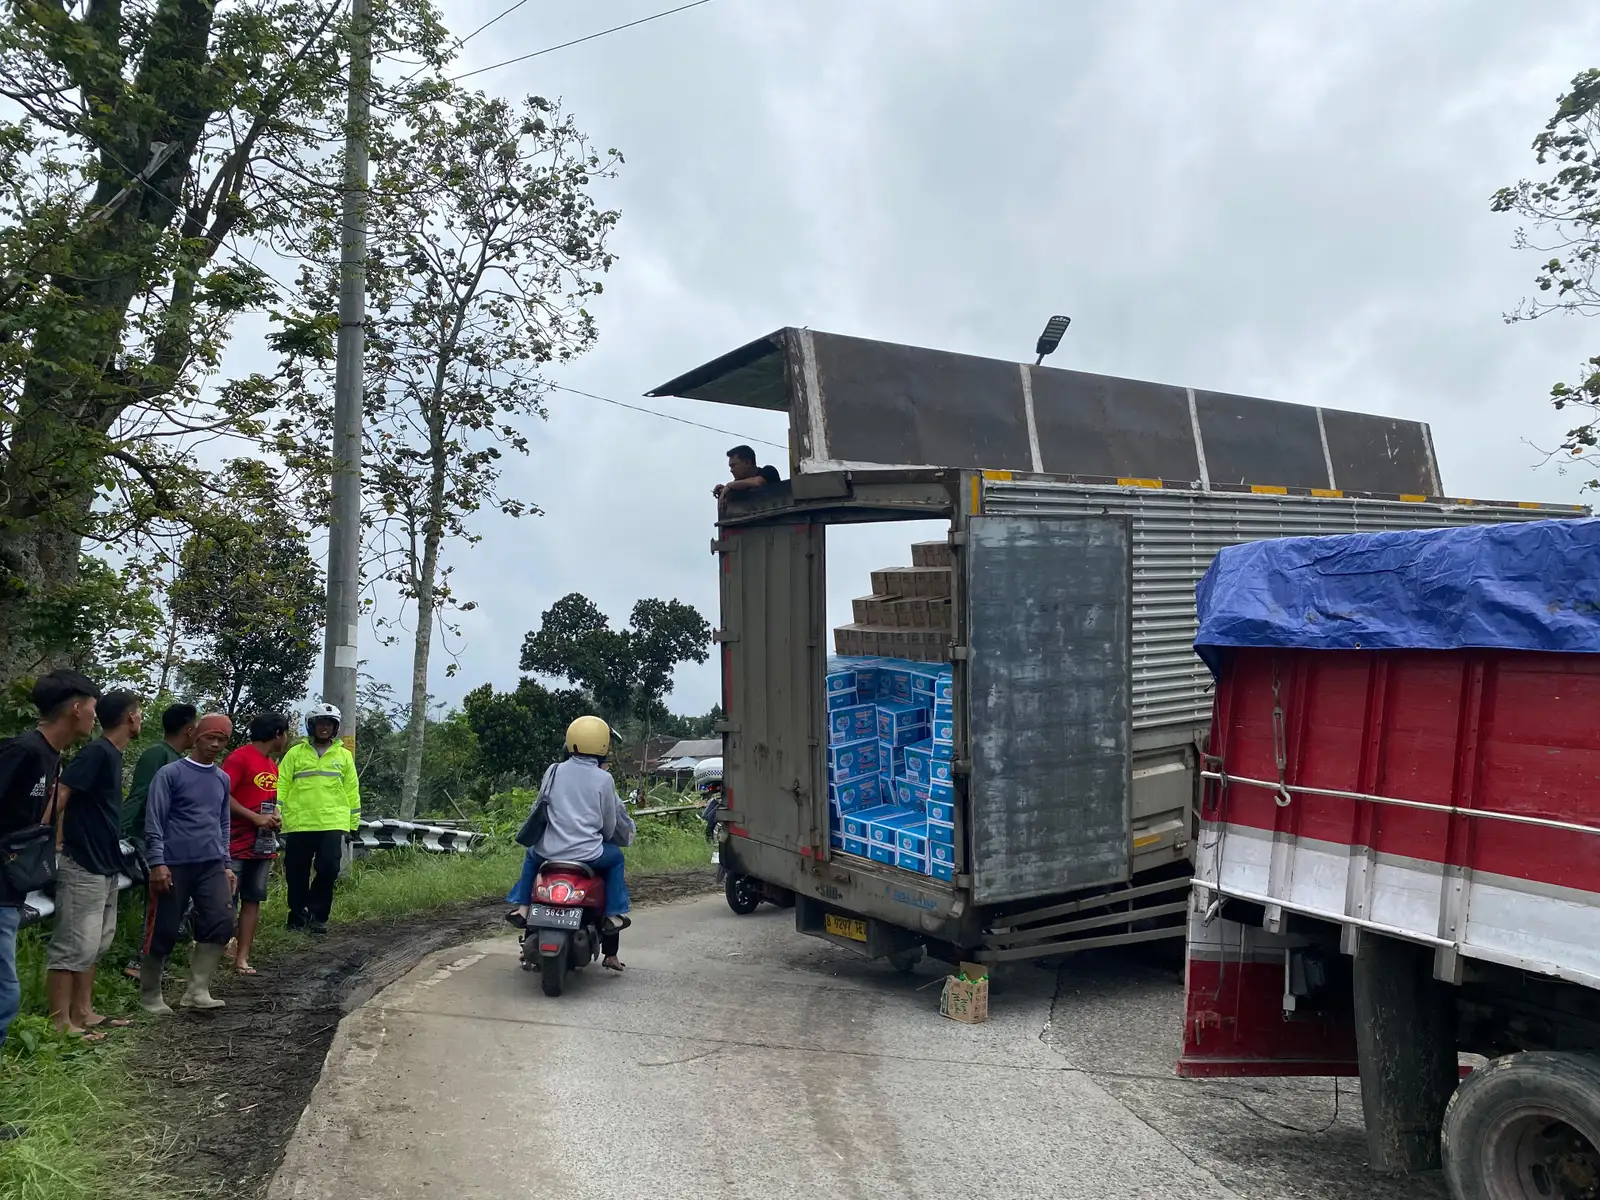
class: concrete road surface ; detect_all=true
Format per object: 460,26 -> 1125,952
270,894 -> 1450,1200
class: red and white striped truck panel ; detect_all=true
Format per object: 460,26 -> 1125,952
1180,646 -> 1600,1076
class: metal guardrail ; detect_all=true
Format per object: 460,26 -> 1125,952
353,818 -> 486,854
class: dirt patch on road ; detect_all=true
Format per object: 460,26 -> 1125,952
131,868 -> 716,1199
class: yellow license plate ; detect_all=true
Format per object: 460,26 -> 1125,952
824,914 -> 868,942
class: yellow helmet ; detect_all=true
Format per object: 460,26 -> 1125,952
565,715 -> 612,758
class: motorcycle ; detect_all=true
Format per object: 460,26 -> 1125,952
518,861 -> 621,996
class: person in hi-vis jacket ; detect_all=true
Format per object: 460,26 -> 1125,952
276,703 -> 360,934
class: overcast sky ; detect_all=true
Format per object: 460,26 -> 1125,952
326,0 -> 1600,719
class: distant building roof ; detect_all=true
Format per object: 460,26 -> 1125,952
661,739 -> 721,761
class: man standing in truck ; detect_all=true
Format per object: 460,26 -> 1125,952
713,444 -> 781,508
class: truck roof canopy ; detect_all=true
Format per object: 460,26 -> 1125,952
1195,517 -> 1600,674
649,328 -> 1443,494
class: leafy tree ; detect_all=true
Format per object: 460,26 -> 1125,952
0,0 -> 448,685
168,460 -> 324,719
1494,68 -> 1600,482
462,677 -> 589,785
272,85 -> 619,819
519,594 -> 712,743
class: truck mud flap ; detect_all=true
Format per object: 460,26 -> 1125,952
1176,905 -> 1358,1078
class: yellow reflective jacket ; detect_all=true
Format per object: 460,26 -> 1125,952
278,740 -> 361,833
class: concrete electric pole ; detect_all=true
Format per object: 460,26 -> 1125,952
321,0 -> 370,749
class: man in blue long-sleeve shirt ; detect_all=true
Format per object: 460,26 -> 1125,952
141,713 -> 237,1015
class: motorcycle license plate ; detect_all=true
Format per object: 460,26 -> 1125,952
528,905 -> 582,930
825,913 -> 868,943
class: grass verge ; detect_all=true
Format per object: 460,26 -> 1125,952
0,814 -> 710,1197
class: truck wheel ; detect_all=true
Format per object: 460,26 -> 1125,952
888,947 -> 924,975
540,952 -> 568,997
725,874 -> 762,915
1442,1052 -> 1600,1200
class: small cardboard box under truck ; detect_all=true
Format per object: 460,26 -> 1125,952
1183,518 -> 1600,1200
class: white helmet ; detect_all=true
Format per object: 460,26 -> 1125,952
306,702 -> 342,734
693,757 -> 723,792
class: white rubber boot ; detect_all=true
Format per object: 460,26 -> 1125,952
139,957 -> 173,1016
179,943 -> 227,1010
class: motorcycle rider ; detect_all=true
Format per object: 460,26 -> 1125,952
506,716 -> 634,972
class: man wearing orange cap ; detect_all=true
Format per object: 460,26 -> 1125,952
140,713 -> 238,1015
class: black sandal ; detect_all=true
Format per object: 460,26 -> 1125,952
503,909 -> 527,929
601,915 -> 632,934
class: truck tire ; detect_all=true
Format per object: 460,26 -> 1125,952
725,874 -> 762,915
888,947 -> 924,975
1442,1051 -> 1600,1200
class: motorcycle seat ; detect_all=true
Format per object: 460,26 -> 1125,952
540,861 -> 597,877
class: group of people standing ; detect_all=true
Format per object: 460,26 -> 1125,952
0,670 -> 362,1137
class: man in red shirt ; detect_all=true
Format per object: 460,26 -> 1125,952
222,713 -> 288,974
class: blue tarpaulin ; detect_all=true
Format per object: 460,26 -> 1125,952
1194,518 -> 1600,675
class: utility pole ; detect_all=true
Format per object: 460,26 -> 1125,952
322,0 -> 370,751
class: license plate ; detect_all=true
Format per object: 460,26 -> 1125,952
528,905 -> 582,929
825,913 -> 868,942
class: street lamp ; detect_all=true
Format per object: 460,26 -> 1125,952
1034,315 -> 1071,365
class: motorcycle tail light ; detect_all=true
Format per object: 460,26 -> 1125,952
567,887 -> 587,903
534,883 -> 550,901
550,881 -> 572,904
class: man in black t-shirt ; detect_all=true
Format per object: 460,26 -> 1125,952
48,690 -> 141,1036
713,444 -> 782,509
0,669 -> 98,1135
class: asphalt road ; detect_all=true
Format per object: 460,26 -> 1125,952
268,894 -> 1452,1200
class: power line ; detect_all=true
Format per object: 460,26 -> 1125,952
549,383 -> 786,451
457,0 -> 536,48
450,0 -> 717,82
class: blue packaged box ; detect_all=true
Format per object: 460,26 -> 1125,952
932,697 -> 953,720
854,665 -> 880,700
929,755 -> 954,783
929,777 -> 955,803
869,841 -> 895,865
877,700 -> 930,745
931,860 -> 955,882
928,818 -> 955,846
925,796 -> 956,824
896,819 -> 928,857
826,667 -> 856,695
929,839 -> 956,866
829,774 -> 882,813
895,850 -> 927,873
934,674 -> 953,703
932,717 -> 954,742
842,835 -> 870,858
827,689 -> 859,712
830,831 -> 844,849
878,741 -> 906,779
931,738 -> 953,762
829,703 -> 877,745
895,779 -> 931,809
902,743 -> 932,785
827,738 -> 879,779
910,669 -> 939,699
841,810 -> 874,839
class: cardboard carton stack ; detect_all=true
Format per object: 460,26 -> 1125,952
824,654 -> 956,882
833,542 -> 952,663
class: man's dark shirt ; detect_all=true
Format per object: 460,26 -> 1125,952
758,465 -> 781,486
0,730 -> 60,904
60,736 -> 126,877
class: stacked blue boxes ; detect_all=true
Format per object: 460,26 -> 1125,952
825,655 -> 955,881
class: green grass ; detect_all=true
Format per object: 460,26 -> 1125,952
0,814 -> 711,1197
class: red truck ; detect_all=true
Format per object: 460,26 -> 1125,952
1181,518 -> 1600,1200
